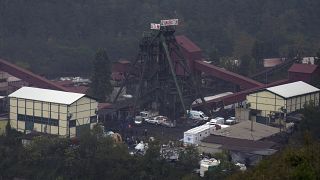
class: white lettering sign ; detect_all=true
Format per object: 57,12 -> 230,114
150,23 -> 161,30
160,19 -> 179,26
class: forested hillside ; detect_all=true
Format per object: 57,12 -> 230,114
0,0 -> 319,77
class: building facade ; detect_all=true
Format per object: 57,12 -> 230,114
288,63 -> 319,84
9,87 -> 98,137
247,81 -> 320,124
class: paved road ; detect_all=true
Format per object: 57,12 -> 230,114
103,118 -> 198,143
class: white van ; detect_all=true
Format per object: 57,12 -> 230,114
187,110 -> 209,121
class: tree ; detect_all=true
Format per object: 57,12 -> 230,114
299,103 -> 320,140
239,55 -> 255,76
205,152 -> 239,179
208,47 -> 220,65
5,120 -> 11,136
251,40 -> 265,67
316,50 -> 320,65
178,145 -> 200,171
90,49 -> 113,102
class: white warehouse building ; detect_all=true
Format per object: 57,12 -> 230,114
8,87 -> 98,137
246,81 -> 320,124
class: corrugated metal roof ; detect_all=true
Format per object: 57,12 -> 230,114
288,63 -> 318,74
202,135 -> 276,151
8,86 -> 85,105
263,58 -> 284,68
192,92 -> 233,105
185,124 -> 210,134
266,81 -> 320,99
212,121 -> 279,140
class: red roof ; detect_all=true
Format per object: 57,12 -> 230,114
288,63 -> 318,74
175,35 -> 201,53
0,58 -> 68,91
65,86 -> 89,94
111,72 -> 125,81
98,103 -> 112,110
55,80 -> 73,86
191,78 -> 290,108
194,60 -> 263,89
118,60 -> 130,64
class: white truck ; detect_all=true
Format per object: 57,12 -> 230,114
187,110 -> 209,121
183,123 -> 230,145
183,125 -> 212,145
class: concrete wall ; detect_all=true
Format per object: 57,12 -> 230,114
235,108 -> 250,122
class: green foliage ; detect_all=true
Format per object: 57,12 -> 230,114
0,128 -> 203,180
208,47 -> 220,65
5,120 -> 11,136
1,0 -> 320,77
90,49 -> 113,102
205,152 -> 239,180
181,173 -> 202,180
299,103 -> 320,140
229,142 -> 320,180
178,145 -> 200,171
219,57 -> 239,72
229,102 -> 320,180
239,55 -> 256,76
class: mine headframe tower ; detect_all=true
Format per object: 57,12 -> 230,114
121,19 -> 206,119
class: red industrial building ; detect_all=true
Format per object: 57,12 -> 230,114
288,63 -> 319,84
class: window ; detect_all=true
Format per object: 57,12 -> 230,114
17,114 -> 59,126
50,119 -> 59,126
90,116 -> 97,123
17,114 -> 25,121
26,115 -> 33,122
34,117 -> 42,124
69,120 -> 76,127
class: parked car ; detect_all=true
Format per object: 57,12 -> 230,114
225,117 -> 237,125
160,120 -> 176,128
210,117 -> 225,124
137,111 -> 159,120
145,116 -> 168,125
134,116 -> 143,125
134,111 -> 159,125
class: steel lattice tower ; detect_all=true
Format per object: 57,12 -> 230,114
116,26 -> 207,119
